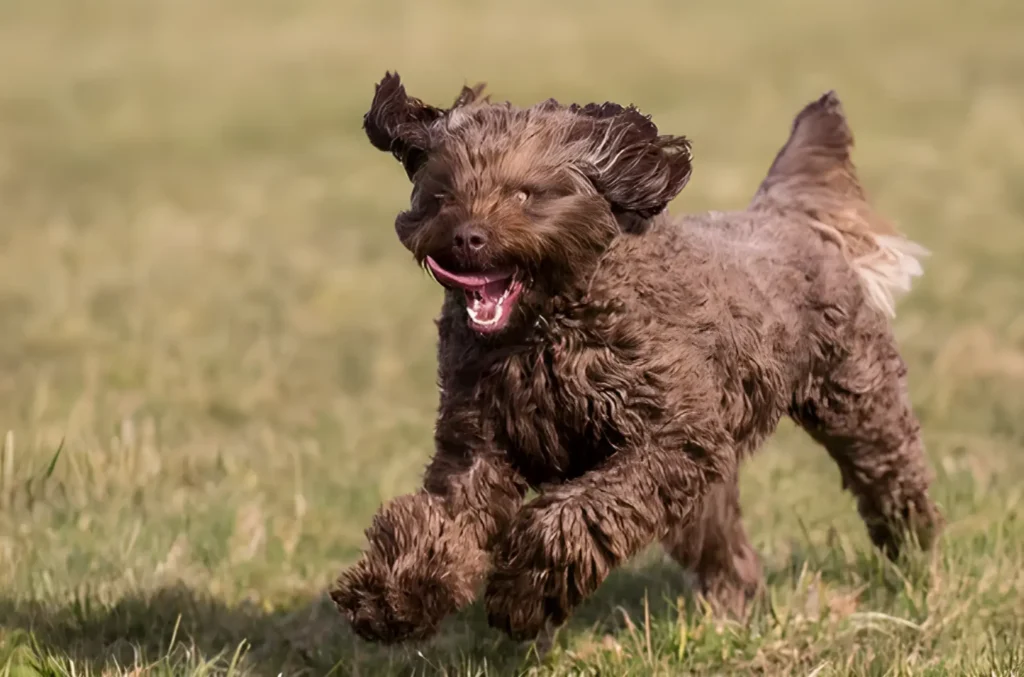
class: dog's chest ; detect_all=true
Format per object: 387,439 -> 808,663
477,337 -> 659,487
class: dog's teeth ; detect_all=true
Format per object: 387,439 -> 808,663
466,278 -> 519,329
466,301 -> 503,327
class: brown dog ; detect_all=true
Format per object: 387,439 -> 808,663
331,73 -> 941,644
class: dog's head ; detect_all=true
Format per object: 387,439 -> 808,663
364,72 -> 693,336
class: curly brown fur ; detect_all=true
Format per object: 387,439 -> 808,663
661,479 -> 763,617
331,75 -> 942,643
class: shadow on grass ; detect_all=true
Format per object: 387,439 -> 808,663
0,558 -> 696,676
1,546 -> 922,675
565,553 -> 694,633
0,586 -> 324,675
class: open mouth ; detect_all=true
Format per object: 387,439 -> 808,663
425,256 -> 524,334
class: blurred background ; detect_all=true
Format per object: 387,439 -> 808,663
0,1 -> 1022,675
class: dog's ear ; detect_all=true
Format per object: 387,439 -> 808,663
451,81 -> 489,109
364,73 -> 488,180
572,102 -> 693,232
364,72 -> 445,179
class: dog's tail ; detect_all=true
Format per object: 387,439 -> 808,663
749,91 -> 926,318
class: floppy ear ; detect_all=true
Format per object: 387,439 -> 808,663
364,73 -> 488,179
364,72 -> 445,179
572,102 -> 693,231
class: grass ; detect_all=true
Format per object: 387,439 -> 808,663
1,0 -> 1023,674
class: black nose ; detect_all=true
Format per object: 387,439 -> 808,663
453,225 -> 487,253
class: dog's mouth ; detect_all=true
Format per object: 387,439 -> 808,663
425,256 -> 524,334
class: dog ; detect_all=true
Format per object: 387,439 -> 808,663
331,73 -> 942,644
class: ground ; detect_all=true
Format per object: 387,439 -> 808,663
1,0 -> 1023,675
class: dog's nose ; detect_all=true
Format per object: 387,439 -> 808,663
453,225 -> 487,253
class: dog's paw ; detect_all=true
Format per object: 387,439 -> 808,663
484,504 -> 584,641
330,492 -> 488,644
867,495 -> 944,562
484,565 -> 560,642
331,553 -> 462,644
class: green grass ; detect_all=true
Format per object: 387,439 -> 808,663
1,0 -> 1023,674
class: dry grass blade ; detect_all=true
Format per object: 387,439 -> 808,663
0,432 -> 12,509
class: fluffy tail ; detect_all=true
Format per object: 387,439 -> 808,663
749,91 -> 927,318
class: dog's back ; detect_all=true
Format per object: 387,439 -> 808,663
600,91 -> 925,325
585,92 -> 930,455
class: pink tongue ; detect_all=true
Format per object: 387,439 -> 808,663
426,256 -> 512,293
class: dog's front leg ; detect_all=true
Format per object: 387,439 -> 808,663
332,409 -> 527,644
485,440 -> 727,641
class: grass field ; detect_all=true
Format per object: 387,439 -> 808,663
1,0 -> 1023,674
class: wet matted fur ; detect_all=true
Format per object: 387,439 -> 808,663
330,73 -> 942,643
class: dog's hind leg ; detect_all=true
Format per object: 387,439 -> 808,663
790,329 -> 941,559
661,478 -> 762,617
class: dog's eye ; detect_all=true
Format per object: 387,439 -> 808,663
514,190 -> 530,204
